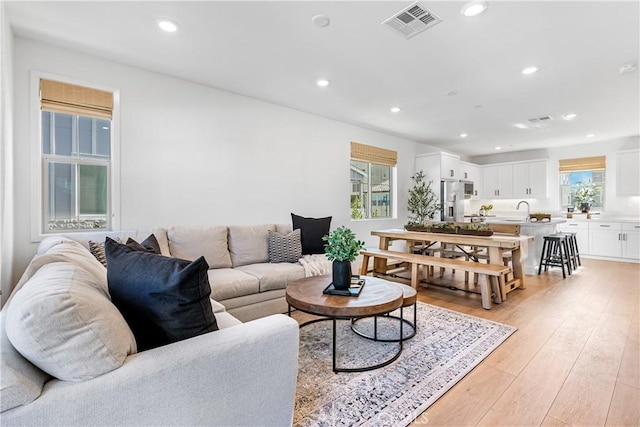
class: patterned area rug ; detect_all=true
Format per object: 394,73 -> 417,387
293,302 -> 516,427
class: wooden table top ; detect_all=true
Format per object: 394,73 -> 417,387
371,228 -> 527,249
286,275 -> 403,318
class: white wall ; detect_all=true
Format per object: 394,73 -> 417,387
468,137 -> 640,216
1,3 -> 15,305
10,37 -> 421,288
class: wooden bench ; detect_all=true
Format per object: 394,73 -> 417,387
360,248 -> 510,310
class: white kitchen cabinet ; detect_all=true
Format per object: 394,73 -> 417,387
621,222 -> 640,259
589,222 -> 623,257
557,220 -> 589,255
460,161 -> 479,182
415,152 -> 460,182
616,150 -> 640,196
512,160 -> 548,198
482,164 -> 513,198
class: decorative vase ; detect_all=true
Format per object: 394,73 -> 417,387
579,203 -> 591,213
332,260 -> 352,290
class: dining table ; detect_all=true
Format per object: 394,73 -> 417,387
370,228 -> 533,296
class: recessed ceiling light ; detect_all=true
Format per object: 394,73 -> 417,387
316,79 -> 330,87
522,66 -> 539,75
157,19 -> 179,33
311,15 -> 331,28
460,133 -> 468,138
619,63 -> 637,74
495,146 -> 502,150
390,107 -> 401,113
445,90 -> 458,96
561,113 -> 578,120
514,123 -> 528,129
586,133 -> 595,138
460,1 -> 488,17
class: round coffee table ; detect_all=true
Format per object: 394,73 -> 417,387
351,284 -> 417,342
286,275 -> 404,373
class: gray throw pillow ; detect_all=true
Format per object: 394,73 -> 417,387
268,229 -> 302,263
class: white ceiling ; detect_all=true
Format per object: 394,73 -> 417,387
6,1 -> 640,157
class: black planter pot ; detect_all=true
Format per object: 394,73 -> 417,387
579,202 -> 591,213
332,260 -> 352,290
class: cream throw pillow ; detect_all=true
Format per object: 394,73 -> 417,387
5,262 -> 136,381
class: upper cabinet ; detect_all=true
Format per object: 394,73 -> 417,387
482,159 -> 548,199
616,150 -> 640,196
460,161 -> 479,183
512,160 -> 548,198
482,164 -> 513,199
415,152 -> 460,182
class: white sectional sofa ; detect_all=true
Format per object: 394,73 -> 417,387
0,224 -> 302,426
61,223 -> 307,322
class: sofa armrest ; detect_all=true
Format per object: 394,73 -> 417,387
2,314 -> 299,427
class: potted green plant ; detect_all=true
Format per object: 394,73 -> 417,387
323,226 -> 365,290
479,204 -> 493,216
573,182 -> 600,212
406,170 -> 440,230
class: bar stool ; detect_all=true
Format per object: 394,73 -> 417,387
555,232 -> 581,270
538,234 -> 573,278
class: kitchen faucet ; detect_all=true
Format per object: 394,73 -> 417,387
517,201 -> 530,222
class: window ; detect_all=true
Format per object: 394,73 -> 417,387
559,156 -> 606,210
350,142 -> 396,219
38,78 -> 115,233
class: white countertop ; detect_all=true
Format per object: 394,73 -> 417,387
484,219 -> 565,226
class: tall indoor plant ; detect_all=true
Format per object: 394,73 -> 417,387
323,226 -> 365,290
407,170 -> 440,227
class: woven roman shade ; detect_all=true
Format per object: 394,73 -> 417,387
350,142 -> 397,166
40,79 -> 113,120
559,156 -> 606,172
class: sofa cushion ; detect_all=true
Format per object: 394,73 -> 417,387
53,228 -> 171,256
207,268 -> 260,301
4,261 -> 137,381
291,213 -> 332,255
106,238 -> 219,352
228,224 -> 274,267
167,226 -> 232,269
0,311 -> 50,412
268,229 -> 302,263
237,263 -> 306,293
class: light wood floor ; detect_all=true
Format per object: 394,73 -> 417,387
390,258 -> 640,427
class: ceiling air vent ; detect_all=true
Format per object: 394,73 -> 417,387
382,2 -> 443,40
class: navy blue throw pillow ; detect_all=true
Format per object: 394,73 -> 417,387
105,237 -> 218,351
125,234 -> 161,254
291,213 -> 332,255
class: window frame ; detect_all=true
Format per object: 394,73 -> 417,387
350,159 -> 396,221
30,71 -> 120,241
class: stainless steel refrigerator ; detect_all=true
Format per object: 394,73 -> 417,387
440,180 -> 464,222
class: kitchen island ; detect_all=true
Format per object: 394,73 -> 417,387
484,218 -> 566,275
